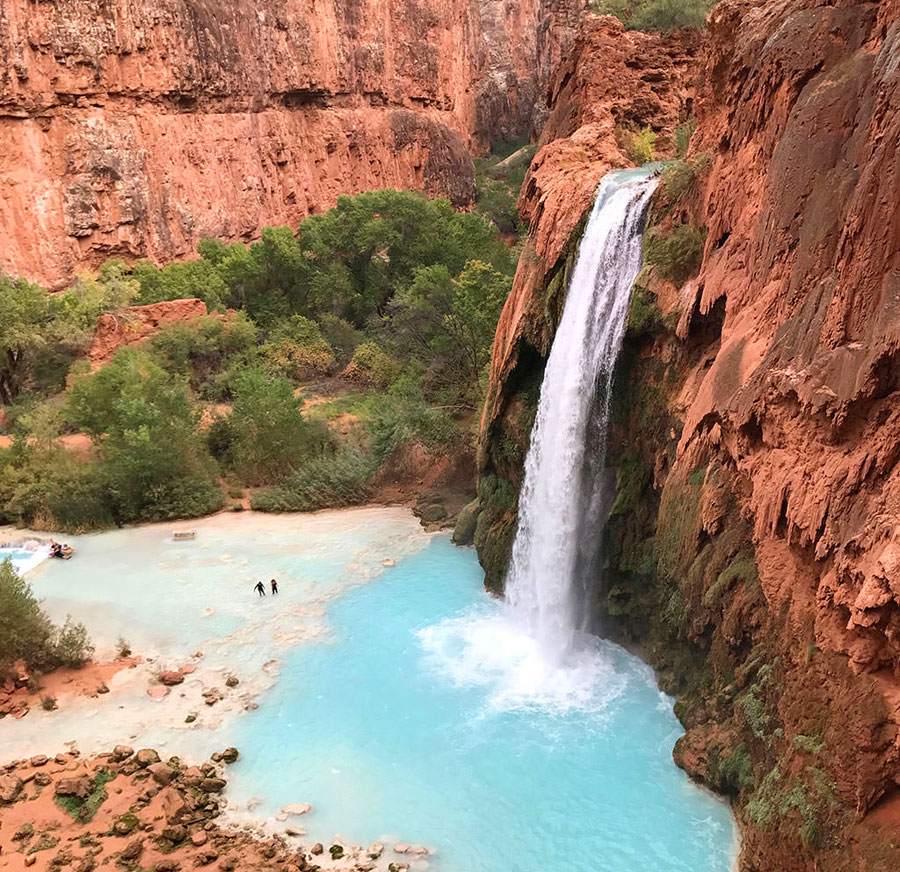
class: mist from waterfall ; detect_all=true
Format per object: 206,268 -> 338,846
505,169 -> 658,658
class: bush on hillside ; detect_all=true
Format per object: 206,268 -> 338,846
251,446 -> 376,513
644,223 -> 705,286
0,561 -> 93,679
596,0 -> 715,31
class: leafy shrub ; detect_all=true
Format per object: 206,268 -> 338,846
673,119 -> 697,158
0,561 -> 94,680
258,315 -> 335,382
367,381 -> 459,461
251,446 -> 376,512
660,153 -> 712,201
40,695 -> 58,711
643,224 -> 705,286
116,636 -> 132,658
224,368 -> 330,486
51,616 -> 94,669
626,125 -> 657,164
343,342 -> 401,389
597,0 -> 715,31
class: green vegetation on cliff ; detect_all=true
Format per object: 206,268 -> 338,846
594,0 -> 716,31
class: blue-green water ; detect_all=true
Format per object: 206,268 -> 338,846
227,535 -> 735,871
4,511 -> 735,871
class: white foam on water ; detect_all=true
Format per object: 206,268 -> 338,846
418,606 -> 628,715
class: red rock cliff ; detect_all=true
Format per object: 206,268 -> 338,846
0,0 -> 581,286
479,1 -> 900,868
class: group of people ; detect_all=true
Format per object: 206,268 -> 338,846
49,541 -> 73,559
254,578 -> 279,597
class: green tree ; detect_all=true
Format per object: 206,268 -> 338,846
67,350 -> 222,521
392,260 -> 511,401
225,368 -> 330,486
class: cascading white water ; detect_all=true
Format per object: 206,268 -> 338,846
420,168 -> 658,713
505,168 -> 658,658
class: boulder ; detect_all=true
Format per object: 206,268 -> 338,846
451,498 -> 479,546
281,802 -> 312,816
200,777 -> 226,793
191,830 -> 208,847
220,747 -> 239,764
310,844 -> 324,855
0,773 -> 23,803
158,670 -> 184,686
135,749 -> 160,768
160,787 -> 191,823
55,775 -> 92,799
161,824 -> 187,843
367,842 -> 384,859
225,675 -> 239,688
111,745 -> 134,762
29,754 -> 48,767
148,762 -> 175,786
120,838 -> 144,861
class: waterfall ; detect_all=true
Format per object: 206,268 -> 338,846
419,169 -> 657,713
504,169 -> 658,658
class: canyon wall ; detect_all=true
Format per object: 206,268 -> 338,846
0,0 -> 581,287
478,1 -> 900,869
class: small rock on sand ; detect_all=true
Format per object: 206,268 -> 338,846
191,830 -> 208,846
281,802 -> 312,816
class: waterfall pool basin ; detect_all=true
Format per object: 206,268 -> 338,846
0,509 -> 736,872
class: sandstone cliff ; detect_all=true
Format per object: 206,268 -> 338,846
0,0 -> 581,286
478,1 -> 900,869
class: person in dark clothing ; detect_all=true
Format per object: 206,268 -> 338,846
254,581 -> 266,597
270,578 -> 279,595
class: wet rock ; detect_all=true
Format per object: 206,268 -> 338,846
220,747 -> 239,764
225,675 -> 239,688
158,670 -> 184,686
367,842 -> 384,859
281,802 -> 312,816
203,688 -> 224,706
55,775 -> 92,799
451,498 -> 479,545
329,844 -> 344,860
0,773 -> 23,803
185,713 -> 198,723
200,777 -> 226,793
135,749 -> 161,768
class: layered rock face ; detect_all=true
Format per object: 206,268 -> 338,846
0,0 -> 580,286
478,1 -> 900,869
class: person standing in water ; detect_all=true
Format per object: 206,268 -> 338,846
270,578 -> 279,595
254,580 -> 266,597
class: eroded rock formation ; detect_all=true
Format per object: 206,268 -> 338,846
478,1 -> 900,868
0,0 -> 581,286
